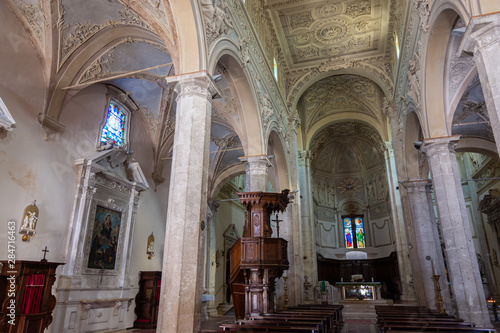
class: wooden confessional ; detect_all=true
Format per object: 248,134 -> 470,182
228,190 -> 290,319
0,260 -> 63,333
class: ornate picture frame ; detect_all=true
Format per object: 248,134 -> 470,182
84,200 -> 126,274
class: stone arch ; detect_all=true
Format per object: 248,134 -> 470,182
169,0 -> 204,72
287,65 -> 394,113
45,26 -> 173,122
421,5 -> 466,138
211,53 -> 265,156
404,111 -> 428,180
306,117 -> 386,153
210,164 -> 247,200
267,130 -> 290,192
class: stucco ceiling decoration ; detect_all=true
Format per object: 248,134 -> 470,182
268,0 -> 386,68
301,74 -> 381,132
309,121 -> 384,160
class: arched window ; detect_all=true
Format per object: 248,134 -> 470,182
100,101 -> 128,146
273,58 -> 278,81
343,215 -> 365,248
98,86 -> 136,149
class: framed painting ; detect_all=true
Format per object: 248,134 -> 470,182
87,205 -> 122,270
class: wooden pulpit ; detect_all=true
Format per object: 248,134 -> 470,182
0,260 -> 63,333
228,189 -> 290,319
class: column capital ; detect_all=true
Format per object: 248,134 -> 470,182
166,70 -> 222,101
238,154 -> 273,167
399,179 -> 432,193
239,154 -> 271,192
420,135 -> 460,157
458,12 -> 500,56
297,150 -> 311,165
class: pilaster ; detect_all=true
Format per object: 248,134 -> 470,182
421,136 -> 490,326
157,71 -> 221,333
458,12 -> 500,154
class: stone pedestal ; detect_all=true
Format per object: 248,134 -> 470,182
421,136 -> 490,327
458,13 -> 500,155
157,71 -> 221,333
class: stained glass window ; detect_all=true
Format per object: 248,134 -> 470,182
343,215 -> 365,248
100,102 -> 127,146
355,217 -> 365,248
344,217 -> 353,249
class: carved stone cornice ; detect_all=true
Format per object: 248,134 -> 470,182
166,71 -> 222,102
420,135 -> 460,158
458,12 -> 500,56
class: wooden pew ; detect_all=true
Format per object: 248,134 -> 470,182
375,305 -> 496,333
199,304 -> 342,333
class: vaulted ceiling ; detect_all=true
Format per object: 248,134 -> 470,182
267,0 -> 390,69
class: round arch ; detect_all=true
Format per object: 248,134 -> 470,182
208,48 -> 265,156
168,0 -> 204,72
209,164 -> 247,200
306,115 -> 387,151
421,4 -> 468,138
46,26 -> 172,121
267,130 -> 291,192
287,65 -> 394,113
404,111 -> 428,180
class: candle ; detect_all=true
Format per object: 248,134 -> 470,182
431,259 -> 437,275
372,277 -> 374,282
341,277 -> 343,282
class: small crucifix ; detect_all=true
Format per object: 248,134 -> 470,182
272,214 -> 283,238
41,246 -> 49,262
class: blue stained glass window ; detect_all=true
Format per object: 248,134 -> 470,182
344,218 -> 353,249
344,215 -> 365,248
100,102 -> 126,146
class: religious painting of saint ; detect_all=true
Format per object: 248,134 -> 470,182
87,206 -> 121,270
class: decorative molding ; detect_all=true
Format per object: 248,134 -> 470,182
37,113 -> 66,140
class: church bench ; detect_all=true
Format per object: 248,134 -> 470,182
241,318 -> 327,333
378,324 -> 495,332
378,319 -> 476,328
263,311 -> 339,333
218,323 -> 322,332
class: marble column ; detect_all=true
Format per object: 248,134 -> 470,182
240,155 -> 271,192
385,142 -> 416,302
400,180 -> 452,312
157,71 -> 221,333
421,136 -> 490,327
284,123 -> 304,306
297,150 -> 318,302
458,13 -> 500,155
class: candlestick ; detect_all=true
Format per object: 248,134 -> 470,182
431,258 -> 437,275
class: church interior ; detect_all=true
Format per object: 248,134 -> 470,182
1,0 -> 500,332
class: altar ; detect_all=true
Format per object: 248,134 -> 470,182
336,282 -> 382,301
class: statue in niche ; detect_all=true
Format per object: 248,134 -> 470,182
20,201 -> 38,242
147,232 -> 155,259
